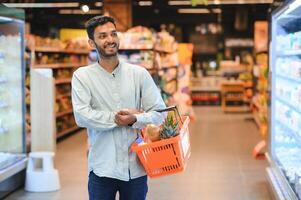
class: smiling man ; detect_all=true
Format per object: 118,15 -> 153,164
71,16 -> 166,200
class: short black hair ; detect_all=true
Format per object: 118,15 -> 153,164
85,15 -> 116,40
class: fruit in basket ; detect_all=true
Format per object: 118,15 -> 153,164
160,113 -> 179,139
145,124 -> 160,142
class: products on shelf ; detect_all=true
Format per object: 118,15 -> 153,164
159,67 -> 177,82
0,118 -> 8,135
157,52 -> 179,68
118,27 -> 180,106
56,85 -> 71,96
221,81 -> 248,112
252,51 -> 268,137
119,50 -> 154,69
33,35 -> 89,51
54,69 -> 74,79
276,57 -> 301,80
155,31 -> 177,53
191,92 -> 220,105
276,31 -> 301,51
252,94 -> 268,123
34,53 -> 87,65
119,26 -> 154,49
25,35 -> 88,139
55,96 -> 72,113
0,33 -> 24,152
56,114 -> 76,133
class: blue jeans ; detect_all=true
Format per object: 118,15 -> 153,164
88,171 -> 148,200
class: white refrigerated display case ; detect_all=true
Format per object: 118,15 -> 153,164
267,0 -> 301,199
0,8 -> 27,199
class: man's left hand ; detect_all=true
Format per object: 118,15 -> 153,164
114,112 -> 137,126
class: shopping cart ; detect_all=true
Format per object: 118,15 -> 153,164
131,106 -> 191,178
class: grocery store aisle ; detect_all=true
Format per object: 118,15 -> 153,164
6,107 -> 271,200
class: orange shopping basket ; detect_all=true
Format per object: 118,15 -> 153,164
131,106 -> 191,178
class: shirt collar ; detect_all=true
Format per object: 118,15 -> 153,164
96,60 -> 122,77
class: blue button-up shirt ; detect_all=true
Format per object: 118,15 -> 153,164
71,61 -> 166,181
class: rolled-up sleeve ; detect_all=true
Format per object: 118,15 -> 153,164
71,72 -> 117,131
131,69 -> 166,129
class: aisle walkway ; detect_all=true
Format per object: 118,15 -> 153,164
6,107 -> 271,200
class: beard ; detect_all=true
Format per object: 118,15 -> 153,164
94,42 -> 119,58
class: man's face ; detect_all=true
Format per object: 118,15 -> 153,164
90,22 -> 119,58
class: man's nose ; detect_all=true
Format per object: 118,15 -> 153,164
106,35 -> 114,43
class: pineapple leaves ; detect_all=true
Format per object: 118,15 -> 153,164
160,112 -> 179,139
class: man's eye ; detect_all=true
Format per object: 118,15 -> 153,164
99,35 -> 106,39
112,32 -> 117,37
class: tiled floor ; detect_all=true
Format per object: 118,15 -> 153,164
5,107 -> 272,200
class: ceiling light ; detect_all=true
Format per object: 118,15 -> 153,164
59,9 -> 102,15
178,8 -> 210,14
168,1 -> 191,5
168,0 -> 272,5
3,3 -> 79,8
95,2 -> 103,7
138,1 -> 153,6
81,5 -> 90,13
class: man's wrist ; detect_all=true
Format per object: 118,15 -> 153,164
128,115 -> 137,126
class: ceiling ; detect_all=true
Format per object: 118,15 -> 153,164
1,0 -> 279,39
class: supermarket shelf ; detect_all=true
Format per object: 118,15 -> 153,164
267,156 -> 299,200
55,78 -> 71,85
277,49 -> 301,56
244,98 -> 252,103
276,74 -> 301,85
119,45 -> 153,50
276,120 -> 301,147
0,157 -> 27,183
224,96 -> 244,101
255,50 -> 268,54
56,109 -> 73,118
190,83 -> 221,92
33,46 -> 90,54
57,125 -> 80,138
276,97 -> 301,116
32,62 -> 87,69
56,93 -> 71,99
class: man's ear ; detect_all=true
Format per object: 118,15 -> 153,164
88,39 -> 96,49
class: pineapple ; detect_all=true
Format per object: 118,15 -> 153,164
160,112 -> 179,139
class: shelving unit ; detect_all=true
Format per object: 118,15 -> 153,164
221,81 -> 249,112
0,13 -> 27,198
119,28 -> 179,105
252,52 -> 268,138
267,1 -> 301,199
190,76 -> 224,106
28,38 -> 89,139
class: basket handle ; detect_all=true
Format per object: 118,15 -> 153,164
155,105 -> 183,125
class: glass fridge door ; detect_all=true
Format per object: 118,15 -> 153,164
270,0 -> 301,199
0,16 -> 26,179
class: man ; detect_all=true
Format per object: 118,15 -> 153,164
71,15 -> 166,200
